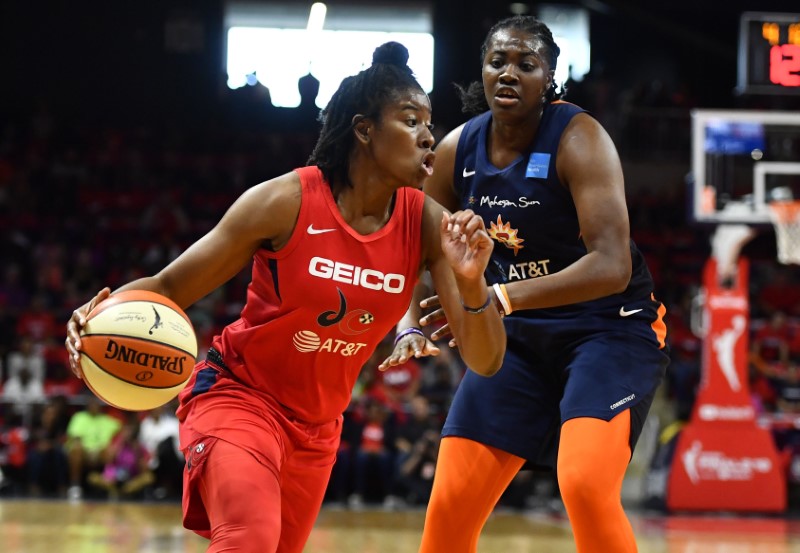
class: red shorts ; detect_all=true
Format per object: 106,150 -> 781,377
179,363 -> 341,552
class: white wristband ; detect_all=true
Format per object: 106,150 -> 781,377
493,283 -> 513,316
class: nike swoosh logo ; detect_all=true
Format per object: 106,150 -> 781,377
619,307 -> 643,317
307,224 -> 336,235
463,168 -> 476,177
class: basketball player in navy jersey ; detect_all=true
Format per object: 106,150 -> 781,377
66,42 -> 505,553
383,16 -> 669,553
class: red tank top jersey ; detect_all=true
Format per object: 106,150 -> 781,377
199,166 -> 423,423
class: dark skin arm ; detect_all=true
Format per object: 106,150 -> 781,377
389,278 -> 442,360
381,127 -> 465,349
422,198 -> 505,375
65,172 -> 302,377
380,196 -> 505,376
395,112 -> 632,343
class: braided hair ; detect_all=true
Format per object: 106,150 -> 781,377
457,15 -> 563,116
307,41 -> 424,188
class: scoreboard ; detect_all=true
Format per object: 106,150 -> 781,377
738,12 -> 800,94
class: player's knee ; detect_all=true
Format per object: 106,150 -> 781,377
209,490 -> 281,552
558,462 -> 608,509
422,491 -> 485,551
209,514 -> 280,553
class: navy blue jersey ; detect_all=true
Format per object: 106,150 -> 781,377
442,102 -> 669,464
453,101 -> 654,316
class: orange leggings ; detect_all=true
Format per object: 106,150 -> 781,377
419,410 -> 634,553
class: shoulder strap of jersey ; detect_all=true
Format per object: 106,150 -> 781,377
453,111 -> 490,197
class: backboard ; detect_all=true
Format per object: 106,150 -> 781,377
691,109 -> 800,225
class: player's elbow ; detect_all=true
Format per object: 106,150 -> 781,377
608,266 -> 631,295
605,252 -> 632,295
469,345 -> 506,377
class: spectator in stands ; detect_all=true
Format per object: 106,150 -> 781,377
86,414 -> 155,500
0,304 -> 16,369
776,364 -> 800,415
789,325 -> 800,373
769,355 -> 800,489
42,356 -> 84,398
47,394 -> 73,437
750,311 -> 794,413
1,366 -> 46,418
665,309 -> 702,416
26,401 -> 69,497
0,412 -> 29,495
751,311 -> 792,374
64,396 -> 121,501
5,334 -> 46,382
65,245 -> 104,302
373,356 -> 422,423
139,403 -> 183,499
326,406 -> 360,506
15,293 -> 57,345
756,267 -> 800,318
0,264 -> 31,316
396,427 -> 440,506
140,189 -> 190,238
32,232 -> 67,306
348,398 -> 396,509
419,349 -> 459,416
393,395 -> 440,502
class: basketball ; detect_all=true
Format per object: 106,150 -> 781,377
79,290 -> 198,411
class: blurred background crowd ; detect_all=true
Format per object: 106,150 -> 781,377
1,0 -> 800,512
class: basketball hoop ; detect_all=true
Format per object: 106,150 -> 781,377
768,200 -> 800,265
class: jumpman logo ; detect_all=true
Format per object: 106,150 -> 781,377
149,306 -> 163,335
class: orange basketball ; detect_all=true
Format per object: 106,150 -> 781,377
79,290 -> 198,411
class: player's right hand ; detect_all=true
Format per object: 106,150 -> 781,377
65,287 -> 111,379
378,332 -> 440,371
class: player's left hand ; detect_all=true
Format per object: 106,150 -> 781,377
65,287 -> 112,379
378,332 -> 440,371
440,210 -> 493,281
419,294 -> 455,347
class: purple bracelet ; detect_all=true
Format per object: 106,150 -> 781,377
461,294 -> 492,314
394,327 -> 424,345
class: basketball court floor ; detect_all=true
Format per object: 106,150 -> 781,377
1,499 -> 799,552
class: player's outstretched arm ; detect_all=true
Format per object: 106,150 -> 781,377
65,172 -> 301,379
424,200 -> 505,376
378,281 -> 441,371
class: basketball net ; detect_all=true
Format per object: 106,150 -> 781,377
768,200 -> 800,265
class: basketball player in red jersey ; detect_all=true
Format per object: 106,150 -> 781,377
65,42 -> 505,553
